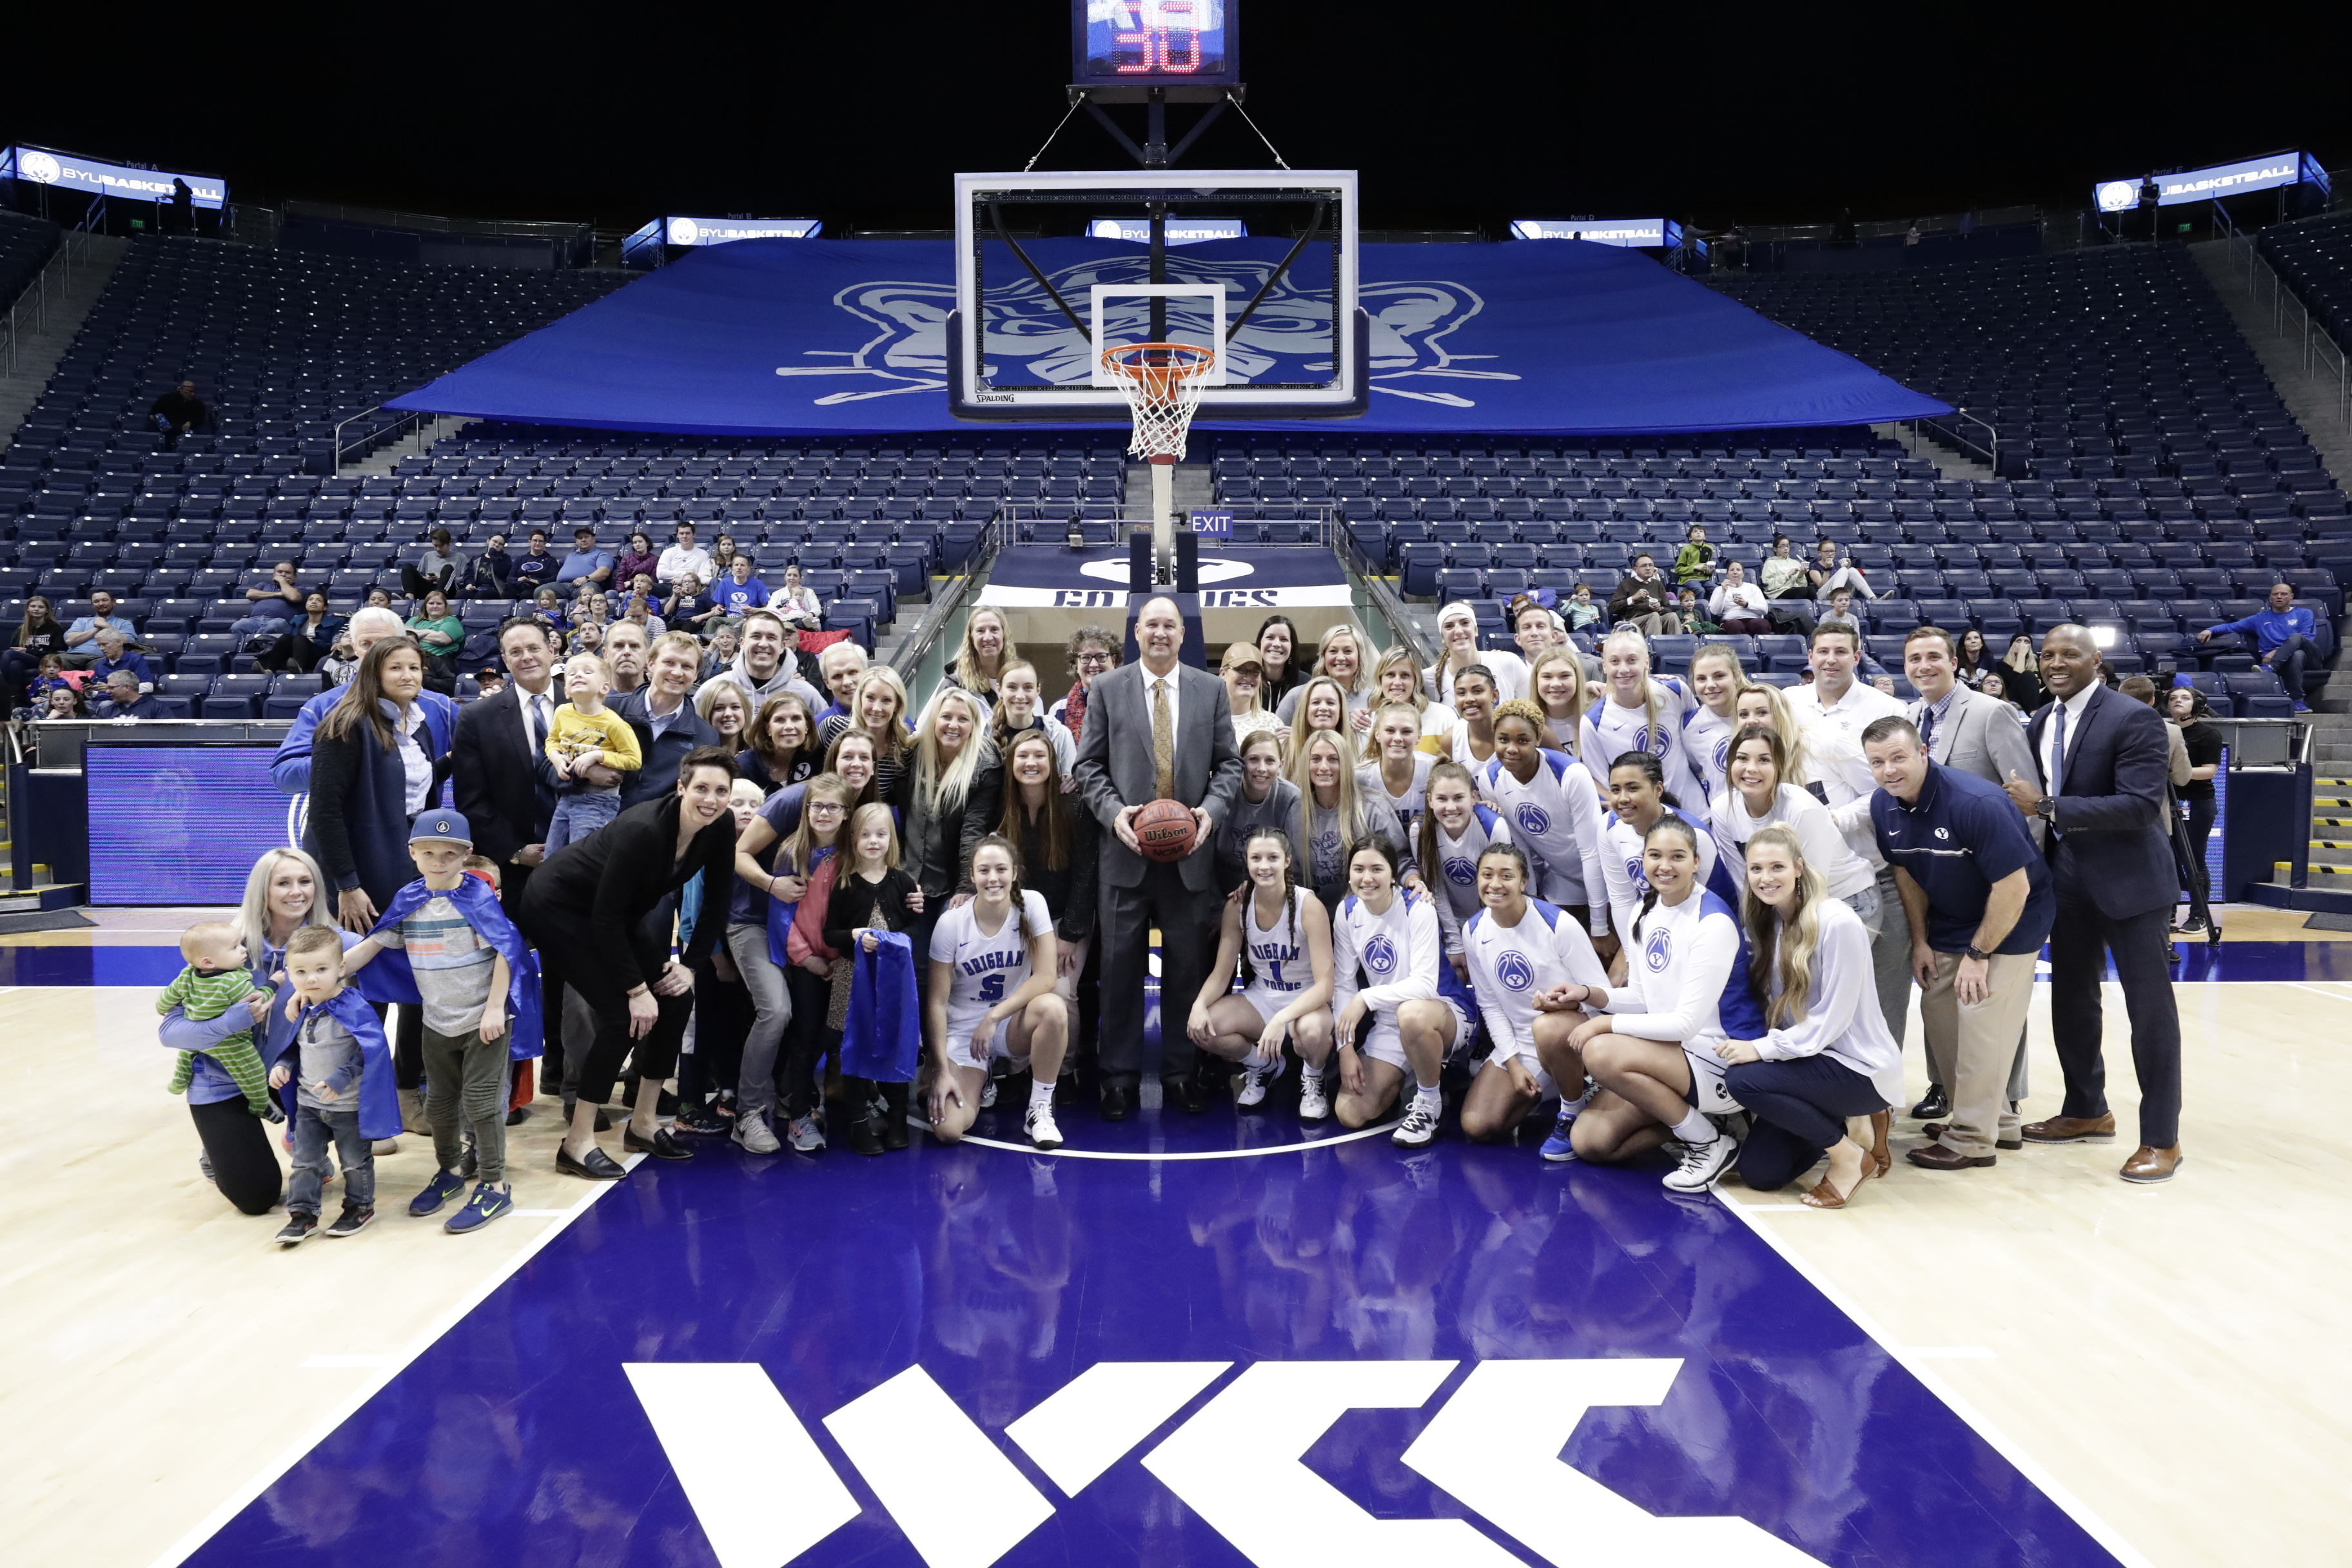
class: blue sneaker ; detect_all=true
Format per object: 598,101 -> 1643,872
407,1168 -> 469,1218
1540,1104 -> 1580,1163
445,1182 -> 513,1235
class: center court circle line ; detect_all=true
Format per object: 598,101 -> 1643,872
907,1115 -> 1407,1161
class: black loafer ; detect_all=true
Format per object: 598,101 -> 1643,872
556,1146 -> 626,1180
623,1126 -> 692,1161
1164,1077 -> 1209,1115
1099,1081 -> 1133,1121
1908,1088 -> 1950,1120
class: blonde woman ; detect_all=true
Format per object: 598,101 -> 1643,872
1275,622 -> 1375,736
1357,701 -> 1436,828
1527,647 -> 1589,756
1284,674 -> 1353,761
906,687 -> 1001,911
845,665 -> 916,809
1291,727 -> 1407,908
1578,627 -> 1706,825
1371,643 -> 1454,748
946,605 -> 1012,709
1220,642 -> 1288,752
1682,642 -> 1749,808
1720,823 -> 1901,1207
1426,600 -> 1528,704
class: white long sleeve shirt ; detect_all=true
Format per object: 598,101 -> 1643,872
1579,678 -> 1709,830
1477,749 -> 1608,934
1463,897 -> 1609,1068
1413,805 -> 1513,956
1789,680 -> 1901,872
1604,887 -> 1761,1045
1710,784 -> 1877,901
1600,804 -> 1739,948
1330,887 -> 1476,1028
1749,899 -> 1905,1106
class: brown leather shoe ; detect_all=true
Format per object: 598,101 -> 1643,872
1924,1121 -> 2024,1150
2019,1113 -> 2116,1144
1906,1142 -> 1996,1171
2120,1144 -> 2183,1183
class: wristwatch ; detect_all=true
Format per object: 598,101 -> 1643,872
1964,945 -> 1990,963
2034,796 -> 2055,819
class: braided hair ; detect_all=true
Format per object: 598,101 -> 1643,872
1631,812 -> 1703,942
967,832 -> 1032,943
1237,825 -> 1302,988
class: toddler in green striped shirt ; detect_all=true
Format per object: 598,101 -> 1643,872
161,921 -> 275,1118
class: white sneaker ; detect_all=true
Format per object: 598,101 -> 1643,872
1664,1133 -> 1738,1192
1236,1050 -> 1286,1110
1026,1103 -> 1063,1152
732,1110 -> 781,1155
1392,1097 -> 1440,1149
786,1113 -> 826,1152
981,1077 -> 999,1109
1297,1070 -> 1331,1121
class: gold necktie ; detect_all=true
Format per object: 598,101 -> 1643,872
1152,677 -> 1175,800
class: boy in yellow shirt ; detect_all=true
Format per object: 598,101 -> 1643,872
544,652 -> 642,850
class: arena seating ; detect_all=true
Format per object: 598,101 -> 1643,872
2257,210 -> 2352,345
0,210 -> 61,321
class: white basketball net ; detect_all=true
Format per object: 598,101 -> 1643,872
1102,342 -> 1216,462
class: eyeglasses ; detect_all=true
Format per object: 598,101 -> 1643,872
1075,651 -> 1112,667
807,802 -> 845,816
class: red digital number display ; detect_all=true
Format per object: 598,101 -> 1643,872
1114,0 -> 1204,74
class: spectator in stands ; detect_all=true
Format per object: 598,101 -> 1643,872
88,628 -> 155,695
1809,539 -> 1874,602
39,685 -> 85,721
3,597 -> 68,707
1565,582 -> 1602,632
1954,628 -> 1994,689
1054,625 -> 1119,738
602,620 -> 649,698
2200,582 -> 2322,713
63,591 -> 137,668
406,589 -> 465,694
1609,553 -> 1681,636
816,642 -> 868,738
1709,560 -> 1772,634
256,591 -> 342,675
710,534 -> 743,581
238,561 -> 307,636
365,587 -> 395,611
476,670 -> 505,700
529,586 -> 568,638
304,638 -> 452,934
93,669 -> 166,719
320,633 -> 358,688
149,379 -> 208,451
946,607 -> 1012,709
656,523 -> 714,590
460,533 -> 513,598
556,527 -> 614,598
1253,615 -> 1304,709
1672,524 -> 1718,587
769,562 -> 823,629
2167,686 -> 2222,932
404,529 -> 466,601
614,632 -> 724,808
1678,587 -> 1719,636
613,531 -> 660,594
663,573 -> 722,635
574,589 -> 609,629
1759,536 -> 1816,635
1997,633 -> 2045,710
620,589 -> 667,640
714,554 -> 768,618
1816,587 -> 1865,645
511,530 -> 556,595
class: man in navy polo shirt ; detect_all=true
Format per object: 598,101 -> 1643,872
1863,714 -> 2053,1173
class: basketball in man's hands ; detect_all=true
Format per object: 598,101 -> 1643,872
1133,799 -> 1199,862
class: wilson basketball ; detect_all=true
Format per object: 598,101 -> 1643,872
1133,799 -> 1199,862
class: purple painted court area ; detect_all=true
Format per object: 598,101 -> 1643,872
186,1099 -> 2125,1568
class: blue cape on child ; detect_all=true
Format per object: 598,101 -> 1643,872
277,987 -> 402,1141
353,876 -> 545,1062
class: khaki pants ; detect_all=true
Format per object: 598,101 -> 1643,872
1918,949 -> 2034,1157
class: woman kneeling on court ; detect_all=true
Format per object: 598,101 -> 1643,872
1329,838 -> 1474,1149
1457,841 -> 1610,1144
1718,824 -> 1901,1207
1188,827 -> 1335,1117
925,835 -> 1066,1152
1540,814 -> 1766,1191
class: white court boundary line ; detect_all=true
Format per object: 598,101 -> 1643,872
919,1115 -> 1404,1161
1715,1194 -> 2155,1568
143,1156 -> 642,1568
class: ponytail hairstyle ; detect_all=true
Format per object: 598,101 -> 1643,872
1608,749 -> 1683,813
1414,759 -> 1481,896
967,832 -> 1032,942
1599,627 -> 1665,755
1631,812 -> 1703,942
1740,823 -> 1827,1029
995,729 -> 1072,871
1236,825 -> 1301,986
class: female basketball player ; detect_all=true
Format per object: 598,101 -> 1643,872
1540,815 -> 1765,1191
1720,824 -> 1899,1206
1478,700 -> 1609,941
1598,751 -> 1738,950
1329,839 -> 1474,1149
1527,647 -> 1588,755
1411,760 -> 1511,973
1358,702 -> 1436,830
1213,728 -> 1301,897
1681,642 -> 1747,809
1710,725 -> 1878,924
1427,601 -> 1528,704
1284,674 -> 1352,761
1578,628 -> 1707,826
1440,664 -> 1501,771
1188,827 -> 1336,1114
925,835 -> 1064,1152
1456,842 -> 1610,1145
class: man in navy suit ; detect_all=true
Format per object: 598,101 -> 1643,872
2001,625 -> 2184,1182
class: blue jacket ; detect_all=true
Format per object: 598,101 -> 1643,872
2023,685 -> 2177,921
279,986 -> 402,1140
2210,604 -> 2320,658
301,702 -> 454,905
354,875 -> 545,1060
611,687 -> 723,808
91,649 -> 155,692
273,681 -> 458,795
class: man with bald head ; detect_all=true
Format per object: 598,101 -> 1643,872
1072,596 -> 1243,1119
2001,624 -> 2184,1182
271,605 -> 459,794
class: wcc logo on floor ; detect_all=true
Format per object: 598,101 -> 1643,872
182,1145 -> 2133,1568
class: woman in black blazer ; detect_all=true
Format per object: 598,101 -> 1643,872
305,637 -> 452,932
519,745 -> 740,1179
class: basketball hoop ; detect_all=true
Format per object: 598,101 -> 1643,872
1102,342 -> 1217,465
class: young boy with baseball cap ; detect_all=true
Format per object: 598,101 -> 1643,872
344,810 -> 542,1234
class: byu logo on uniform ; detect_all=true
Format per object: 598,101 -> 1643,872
1362,935 -> 1397,973
1515,804 -> 1551,837
1496,950 -> 1536,992
1625,855 -> 1645,888
1644,928 -> 1673,972
1444,856 -> 1476,886
1934,827 -> 1950,840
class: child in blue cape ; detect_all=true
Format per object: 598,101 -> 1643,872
345,809 -> 545,1235
271,926 -> 395,1246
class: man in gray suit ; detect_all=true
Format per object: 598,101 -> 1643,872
1073,596 -> 1244,1120
1903,625 -> 2039,1130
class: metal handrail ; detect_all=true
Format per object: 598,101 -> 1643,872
888,513 -> 1011,683
2212,220 -> 2351,429
1940,408 -> 2001,469
329,403 -> 438,476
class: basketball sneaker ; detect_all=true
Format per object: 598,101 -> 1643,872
1663,1133 -> 1738,1193
1026,1103 -> 1064,1152
1540,1104 -> 1580,1163
1297,1068 -> 1330,1122
981,1075 -> 998,1110
445,1183 -> 513,1235
1236,1049 -> 1287,1110
1392,1097 -> 1441,1149
323,1203 -> 377,1239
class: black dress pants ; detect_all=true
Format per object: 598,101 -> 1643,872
2048,850 -> 2183,1148
1096,859 -> 1217,1089
191,1097 -> 284,1215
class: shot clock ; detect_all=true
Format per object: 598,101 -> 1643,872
1072,0 -> 1239,88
